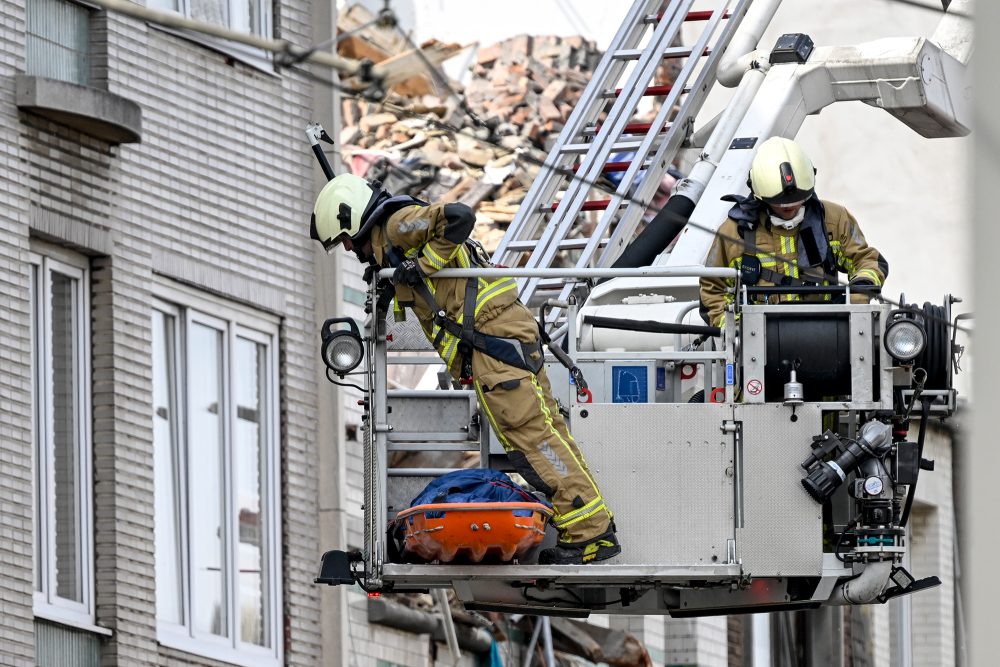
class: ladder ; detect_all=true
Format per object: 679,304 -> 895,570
493,0 -> 754,313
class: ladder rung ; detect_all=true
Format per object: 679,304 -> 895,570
603,84 -> 686,99
549,199 -> 612,212
506,238 -> 609,252
387,442 -> 479,452
561,139 -> 649,154
571,161 -> 634,173
583,122 -> 672,136
644,10 -> 731,23
613,46 -> 709,61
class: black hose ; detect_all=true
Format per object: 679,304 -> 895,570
915,302 -> 949,389
610,194 -> 695,269
583,315 -> 721,337
899,398 -> 931,527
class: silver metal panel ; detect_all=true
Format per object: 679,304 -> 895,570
850,311 -> 874,402
739,303 -> 893,409
735,403 -> 824,576
385,310 -> 435,351
386,390 -> 477,437
572,403 -> 734,565
741,311 -> 767,403
385,562 -> 741,586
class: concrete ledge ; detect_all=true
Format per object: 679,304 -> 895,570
16,75 -> 142,144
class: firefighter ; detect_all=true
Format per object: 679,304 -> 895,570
700,137 -> 888,329
311,174 -> 620,565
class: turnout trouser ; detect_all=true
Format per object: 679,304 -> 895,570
472,348 -> 613,544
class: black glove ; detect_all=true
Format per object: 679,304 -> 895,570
391,258 -> 424,287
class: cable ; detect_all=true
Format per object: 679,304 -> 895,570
835,516 -> 859,563
85,1 -> 971,341
290,64 -> 971,337
326,367 -> 367,391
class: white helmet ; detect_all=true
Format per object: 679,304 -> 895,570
311,174 -> 380,252
748,137 -> 816,206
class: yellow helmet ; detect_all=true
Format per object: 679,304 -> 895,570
748,137 -> 816,206
310,174 -> 378,252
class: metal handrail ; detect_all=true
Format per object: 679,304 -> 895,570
377,266 -> 737,280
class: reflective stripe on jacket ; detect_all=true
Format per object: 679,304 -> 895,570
699,197 -> 889,328
370,202 -> 530,380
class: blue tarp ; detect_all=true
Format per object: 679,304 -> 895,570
409,469 -> 551,517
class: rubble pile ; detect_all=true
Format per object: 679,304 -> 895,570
338,20 -> 605,253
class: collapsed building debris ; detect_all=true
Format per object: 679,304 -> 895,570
336,5 -> 676,256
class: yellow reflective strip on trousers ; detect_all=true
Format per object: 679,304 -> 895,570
555,502 -> 609,529
553,496 -> 602,526
438,314 -> 462,366
553,496 -> 606,527
474,381 -> 514,451
529,376 -> 604,501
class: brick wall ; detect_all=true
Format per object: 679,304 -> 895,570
0,1 -> 38,664
0,0 -> 323,664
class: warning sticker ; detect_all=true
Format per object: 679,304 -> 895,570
746,379 -> 763,396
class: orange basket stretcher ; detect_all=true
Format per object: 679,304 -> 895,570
396,501 -> 553,563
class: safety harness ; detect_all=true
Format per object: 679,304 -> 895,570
384,243 -> 545,383
729,195 -> 839,292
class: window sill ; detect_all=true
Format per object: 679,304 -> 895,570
15,75 -> 142,145
158,627 -> 281,667
34,607 -> 113,637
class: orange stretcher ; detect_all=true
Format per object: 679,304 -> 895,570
396,502 -> 553,563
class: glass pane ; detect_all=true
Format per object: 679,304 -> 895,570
30,265 -> 43,593
25,0 -> 90,84
189,322 -> 226,637
234,337 -> 266,646
51,271 -> 82,603
153,310 -> 184,624
190,0 -> 227,28
146,0 -> 179,12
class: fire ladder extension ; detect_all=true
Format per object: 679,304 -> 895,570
492,0 -> 754,319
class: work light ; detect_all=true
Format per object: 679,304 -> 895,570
321,317 -> 364,376
884,313 -> 926,363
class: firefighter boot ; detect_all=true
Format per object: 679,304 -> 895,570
537,528 -> 621,565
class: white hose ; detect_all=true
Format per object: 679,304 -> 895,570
831,560 -> 892,605
718,0 -> 785,87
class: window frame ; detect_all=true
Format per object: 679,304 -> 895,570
24,0 -> 95,86
152,283 -> 282,667
30,246 -> 95,630
147,0 -> 274,68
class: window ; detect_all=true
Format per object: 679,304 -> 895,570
25,0 -> 92,85
153,288 -> 281,667
148,0 -> 272,38
31,249 -> 94,627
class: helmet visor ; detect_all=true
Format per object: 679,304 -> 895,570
769,197 -> 809,211
311,213 -> 347,254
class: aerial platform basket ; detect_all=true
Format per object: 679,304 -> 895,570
397,502 -> 553,563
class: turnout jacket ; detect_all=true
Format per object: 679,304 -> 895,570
369,200 -> 536,387
699,196 -> 888,328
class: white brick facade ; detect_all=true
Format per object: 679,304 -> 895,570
0,0 -> 322,664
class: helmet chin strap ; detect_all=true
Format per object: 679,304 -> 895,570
770,206 -> 806,230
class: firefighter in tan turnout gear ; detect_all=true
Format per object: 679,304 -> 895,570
311,173 -> 620,565
700,137 -> 888,329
